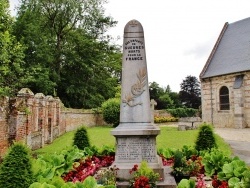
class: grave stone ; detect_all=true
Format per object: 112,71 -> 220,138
111,19 -> 163,181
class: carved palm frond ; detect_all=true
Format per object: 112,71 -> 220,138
122,67 -> 147,107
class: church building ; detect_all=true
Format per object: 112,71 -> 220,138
200,17 -> 250,128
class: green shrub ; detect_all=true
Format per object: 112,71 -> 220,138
0,142 -> 34,188
73,126 -> 90,150
167,107 -> 197,118
101,98 -> 120,127
195,123 -> 217,151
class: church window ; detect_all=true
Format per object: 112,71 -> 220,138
220,86 -> 230,110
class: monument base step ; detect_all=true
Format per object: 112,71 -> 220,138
116,166 -> 177,188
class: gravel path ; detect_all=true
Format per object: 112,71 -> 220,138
215,128 -> 250,166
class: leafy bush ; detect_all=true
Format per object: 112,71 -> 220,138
32,145 -> 85,183
73,126 -> 90,150
0,142 -> 34,188
167,108 -> 197,118
201,148 -> 231,177
195,123 -> 217,151
101,98 -> 120,127
217,157 -> 250,187
29,176 -> 99,188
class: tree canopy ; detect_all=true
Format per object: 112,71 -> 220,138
179,75 -> 201,109
0,0 -> 26,96
10,0 -> 122,108
149,82 -> 181,109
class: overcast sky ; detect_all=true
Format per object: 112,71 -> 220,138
9,0 -> 250,92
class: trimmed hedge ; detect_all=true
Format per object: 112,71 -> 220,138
167,107 -> 197,118
73,126 -> 90,150
195,123 -> 217,151
0,142 -> 34,188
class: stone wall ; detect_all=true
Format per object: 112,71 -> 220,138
61,109 -> 106,132
0,88 -> 107,156
0,96 -> 9,156
201,71 -> 250,128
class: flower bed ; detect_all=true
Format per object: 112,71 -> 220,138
16,144 -> 250,188
154,116 -> 178,123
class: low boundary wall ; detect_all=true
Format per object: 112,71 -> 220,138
0,88 -> 107,156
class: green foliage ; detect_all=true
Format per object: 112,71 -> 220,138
201,148 -> 231,177
29,176 -> 98,188
167,107 -> 197,118
218,157 -> 247,180
171,150 -> 193,176
158,147 -> 176,159
171,146 -> 199,178
101,98 -> 120,127
0,0 -> 26,96
98,145 -> 115,156
217,157 -> 250,187
30,145 -> 117,187
73,126 -> 90,150
13,0 -> 121,108
29,182 -> 56,188
179,75 -> 201,109
177,178 -> 195,188
33,146 -> 84,182
195,123 -> 217,151
0,142 -> 34,188
181,145 -> 198,159
158,93 -> 174,109
81,176 -> 98,188
149,82 -> 182,109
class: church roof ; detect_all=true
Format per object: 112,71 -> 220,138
200,17 -> 250,79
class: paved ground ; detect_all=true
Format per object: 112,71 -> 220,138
214,128 -> 250,166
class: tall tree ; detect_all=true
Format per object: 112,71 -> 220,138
149,82 -> 181,109
179,75 -> 201,109
13,0 -> 121,108
149,81 -> 164,101
0,0 -> 26,96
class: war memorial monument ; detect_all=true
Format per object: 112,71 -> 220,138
111,20 -> 176,187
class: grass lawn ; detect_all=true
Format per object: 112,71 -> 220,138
34,125 -> 232,156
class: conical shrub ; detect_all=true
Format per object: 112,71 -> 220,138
0,142 -> 34,188
195,123 -> 217,151
73,126 -> 90,150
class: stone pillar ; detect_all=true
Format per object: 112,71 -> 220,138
233,88 -> 245,128
15,88 -> 34,146
111,20 -> 163,181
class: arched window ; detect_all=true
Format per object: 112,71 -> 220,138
220,86 -> 230,110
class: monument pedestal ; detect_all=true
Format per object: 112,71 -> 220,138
111,125 -> 164,180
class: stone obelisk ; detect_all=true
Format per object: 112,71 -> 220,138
111,19 -> 163,181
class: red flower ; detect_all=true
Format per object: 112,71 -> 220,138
133,176 -> 150,188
